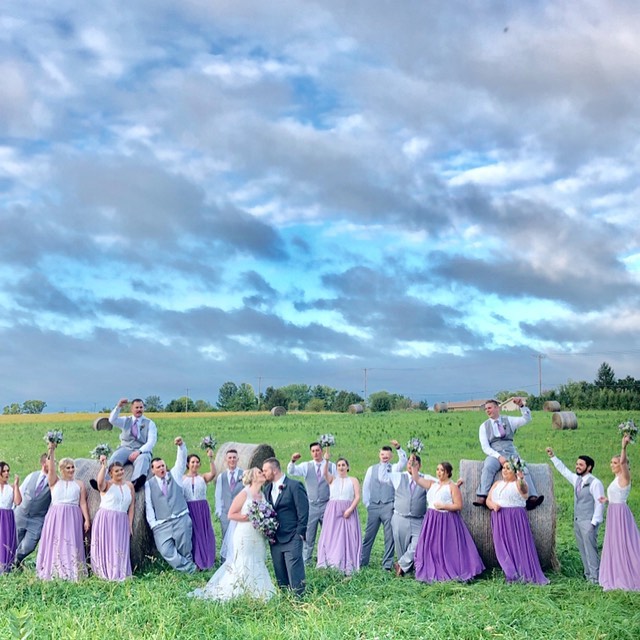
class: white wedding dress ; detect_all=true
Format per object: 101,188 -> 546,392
189,487 -> 276,602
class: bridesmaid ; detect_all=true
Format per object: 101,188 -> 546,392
182,449 -> 217,570
411,460 -> 485,582
90,456 -> 135,580
599,434 -> 640,591
316,451 -> 361,575
0,462 -> 22,573
486,461 -> 548,584
36,442 -> 90,581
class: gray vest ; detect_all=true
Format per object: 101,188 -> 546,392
483,417 -> 516,455
393,474 -> 427,518
574,475 -> 596,522
369,464 -> 395,505
305,462 -> 330,505
148,473 -> 188,520
220,469 -> 244,507
120,416 -> 151,449
15,472 -> 51,518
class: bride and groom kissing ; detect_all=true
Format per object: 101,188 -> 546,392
190,456 -> 309,601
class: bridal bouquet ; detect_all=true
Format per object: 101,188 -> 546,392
200,435 -> 217,451
508,456 -> 527,473
90,443 -> 112,459
319,433 -> 336,448
618,419 -> 638,444
247,500 -> 279,544
406,437 -> 424,454
44,430 -> 64,445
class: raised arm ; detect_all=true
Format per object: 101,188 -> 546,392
202,448 -> 217,483
97,455 -> 108,492
323,450 -> 334,485
390,440 -> 407,471
619,435 -> 631,487
46,442 -> 58,488
12,474 -> 22,506
408,456 -> 434,490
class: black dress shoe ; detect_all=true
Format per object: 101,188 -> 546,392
133,475 -> 147,491
89,479 -> 99,491
526,495 -> 545,511
472,496 -> 487,507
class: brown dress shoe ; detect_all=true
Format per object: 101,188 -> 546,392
472,496 -> 487,507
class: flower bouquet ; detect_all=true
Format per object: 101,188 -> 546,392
618,419 -> 638,444
318,433 -> 336,448
406,437 -> 424,454
90,443 -> 112,459
200,435 -> 217,451
508,456 -> 527,473
44,430 -> 63,445
247,500 -> 279,544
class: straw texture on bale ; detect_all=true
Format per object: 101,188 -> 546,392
543,401 -> 562,412
215,442 -> 276,473
348,404 -> 364,414
92,417 -> 113,431
459,459 -> 559,571
433,402 -> 449,413
74,458 -> 155,571
552,411 -> 578,430
270,406 -> 287,416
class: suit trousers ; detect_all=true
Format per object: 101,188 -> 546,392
152,513 -> 196,573
303,501 -> 328,565
574,519 -> 600,583
15,513 -> 46,564
477,454 -> 538,497
361,502 -> 394,569
392,513 -> 424,573
108,448 -> 151,483
270,535 -> 306,596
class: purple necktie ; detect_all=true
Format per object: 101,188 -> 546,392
161,477 -> 168,496
496,420 -> 506,438
575,477 -> 583,496
35,475 -> 47,497
316,464 -> 322,481
131,419 -> 139,438
230,472 -> 237,492
410,480 -> 416,495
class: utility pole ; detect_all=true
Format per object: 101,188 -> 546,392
185,388 -> 189,413
257,376 -> 263,410
531,355 -> 546,395
363,368 -> 369,402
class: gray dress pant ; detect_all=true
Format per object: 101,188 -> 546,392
361,502 -> 395,569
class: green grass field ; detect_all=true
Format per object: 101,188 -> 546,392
1,410 -> 639,639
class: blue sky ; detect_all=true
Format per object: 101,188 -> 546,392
2,1 -> 639,412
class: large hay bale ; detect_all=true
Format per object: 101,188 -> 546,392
74,458 -> 155,571
458,459 -> 559,571
433,402 -> 448,413
270,406 -> 287,416
348,403 -> 364,414
543,401 -> 561,412
92,417 -> 113,431
215,442 -> 276,472
552,411 -> 578,430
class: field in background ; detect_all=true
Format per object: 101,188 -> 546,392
1,410 -> 639,639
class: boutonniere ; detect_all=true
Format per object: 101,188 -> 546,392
278,483 -> 285,491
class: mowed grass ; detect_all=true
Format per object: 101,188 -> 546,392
1,410 -> 639,639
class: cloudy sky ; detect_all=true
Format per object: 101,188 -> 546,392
2,1 -> 639,412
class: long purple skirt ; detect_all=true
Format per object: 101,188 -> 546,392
36,503 -> 87,581
600,503 -> 640,591
187,499 -> 216,570
0,508 -> 17,574
415,509 -> 485,583
491,507 -> 548,584
317,499 -> 362,575
90,508 -> 132,581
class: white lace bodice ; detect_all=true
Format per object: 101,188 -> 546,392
51,479 -> 81,505
607,476 -> 631,504
182,475 -> 209,501
0,484 -> 14,509
427,482 -> 453,509
329,476 -> 356,501
492,480 -> 526,508
100,482 -> 133,512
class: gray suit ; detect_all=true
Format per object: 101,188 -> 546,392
145,446 -> 195,573
390,473 -> 427,573
14,471 -> 51,563
214,468 -> 244,558
361,463 -> 396,570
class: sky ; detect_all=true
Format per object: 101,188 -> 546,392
2,1 -> 640,413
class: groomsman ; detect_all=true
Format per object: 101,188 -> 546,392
474,397 -> 543,510
287,442 -> 337,566
361,440 -> 407,570
547,447 -> 604,583
145,437 -> 196,573
214,448 -> 244,560
105,397 -> 157,491
14,453 -> 52,565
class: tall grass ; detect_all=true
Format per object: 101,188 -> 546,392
1,410 -> 639,639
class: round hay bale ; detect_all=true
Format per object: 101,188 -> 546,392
458,459 -> 559,571
434,402 -> 449,413
348,403 -> 364,414
92,417 -> 113,431
73,458 -> 155,571
552,411 -> 578,430
543,401 -> 561,412
215,442 -> 276,472
270,406 -> 287,416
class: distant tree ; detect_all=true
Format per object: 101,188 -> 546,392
595,362 -> 616,389
217,382 -> 239,411
144,395 -> 164,412
263,387 -> 289,411
369,391 -> 393,412
3,403 -> 21,415
415,400 -> 429,411
194,399 -> 216,412
305,398 -> 325,412
165,396 -> 197,412
311,385 -> 337,411
333,390 -> 364,413
21,400 -> 47,414
495,390 -> 529,402
231,383 -> 258,411
280,384 -> 312,409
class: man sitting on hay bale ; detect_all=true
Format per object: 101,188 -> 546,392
473,397 -> 544,511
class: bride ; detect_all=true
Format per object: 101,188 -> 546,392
189,467 -> 276,601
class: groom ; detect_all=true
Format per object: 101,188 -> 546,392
262,457 -> 309,597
